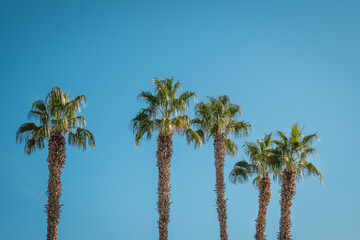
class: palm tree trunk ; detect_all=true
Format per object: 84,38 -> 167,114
214,133 -> 228,240
254,172 -> 271,240
156,133 -> 173,240
278,170 -> 296,240
45,132 -> 66,240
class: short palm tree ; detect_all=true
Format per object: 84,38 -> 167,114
230,133 -> 279,240
274,123 -> 324,240
16,87 -> 95,240
192,95 -> 252,240
130,76 -> 201,240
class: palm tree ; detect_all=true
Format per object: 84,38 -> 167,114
230,133 -> 279,240
16,87 -> 95,240
130,76 -> 201,240
274,123 -> 324,240
192,95 -> 252,240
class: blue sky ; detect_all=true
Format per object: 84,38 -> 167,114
0,0 -> 359,239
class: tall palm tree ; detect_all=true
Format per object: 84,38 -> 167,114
274,124 -> 324,240
192,95 -> 252,240
230,133 -> 279,240
16,87 -> 95,240
130,76 -> 201,240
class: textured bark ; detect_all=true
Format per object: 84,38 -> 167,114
45,132 -> 66,240
254,173 -> 271,240
214,134 -> 228,240
156,133 -> 173,240
278,170 -> 296,240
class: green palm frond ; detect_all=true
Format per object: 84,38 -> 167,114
217,95 -> 230,108
130,111 -> 157,146
65,95 -> 87,113
306,162 -> 324,184
297,160 -> 324,184
68,116 -> 86,129
300,147 -> 317,160
243,142 -> 260,157
16,123 -> 39,143
138,91 -> 158,110
28,100 -> 49,125
252,175 -> 263,186
185,129 -> 204,149
46,87 -> 66,107
225,138 -> 239,157
171,114 -> 191,135
229,160 -> 254,184
227,103 -> 241,118
172,91 -> 197,115
68,128 -> 95,150
290,123 -> 302,144
24,137 -> 45,155
171,80 -> 181,98
264,133 -> 272,147
179,91 -> 197,103
226,120 -> 252,138
277,131 -> 288,145
302,133 -> 319,145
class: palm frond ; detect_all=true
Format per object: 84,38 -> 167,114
302,133 -> 319,145
171,114 -> 191,135
130,111 -> 157,146
298,161 -> 324,185
227,103 -> 241,118
229,160 -> 254,184
68,116 -> 86,129
243,142 -> 259,158
24,137 -> 45,155
16,123 -> 38,143
264,133 -> 273,147
46,87 -> 66,108
138,91 -> 158,106
28,100 -> 49,125
65,95 -> 87,113
225,120 -> 252,138
225,138 -> 239,157
68,128 -> 95,150
185,129 -> 204,149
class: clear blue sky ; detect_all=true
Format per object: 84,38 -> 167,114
0,0 -> 359,239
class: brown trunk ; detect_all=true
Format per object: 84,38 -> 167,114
45,132 -> 66,240
214,133 -> 228,240
254,172 -> 271,240
156,133 -> 173,240
278,170 -> 296,240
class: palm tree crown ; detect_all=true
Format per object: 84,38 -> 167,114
130,76 -> 201,146
16,87 -> 95,154
273,123 -> 324,183
230,133 -> 279,186
192,95 -> 252,155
